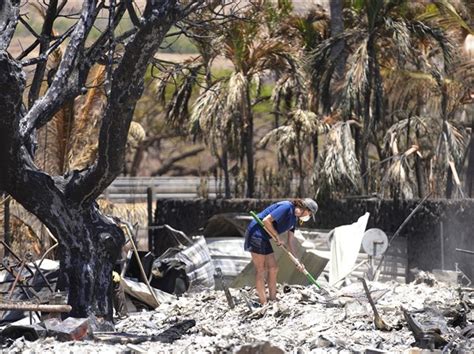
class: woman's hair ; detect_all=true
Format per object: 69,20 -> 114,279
292,199 -> 307,210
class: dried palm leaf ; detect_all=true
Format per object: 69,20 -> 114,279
127,121 -> 146,150
317,121 -> 361,192
381,145 -> 419,199
97,200 -> 148,227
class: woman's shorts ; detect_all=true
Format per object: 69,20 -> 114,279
244,232 -> 274,255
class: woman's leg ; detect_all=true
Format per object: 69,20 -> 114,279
251,252 -> 267,304
265,253 -> 279,301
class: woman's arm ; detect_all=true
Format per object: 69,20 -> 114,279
287,230 -> 296,255
262,215 -> 282,245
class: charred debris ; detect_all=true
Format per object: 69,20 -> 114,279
0,214 -> 472,353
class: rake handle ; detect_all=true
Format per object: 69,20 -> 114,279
250,211 -> 321,289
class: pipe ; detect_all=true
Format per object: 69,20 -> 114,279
121,223 -> 160,308
0,303 -> 71,313
456,248 -> 474,255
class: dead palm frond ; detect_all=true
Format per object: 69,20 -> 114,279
341,39 -> 369,112
166,63 -> 203,129
271,54 -> 308,111
442,120 -> 467,164
97,200 -> 149,227
383,116 -> 430,150
223,71 -> 247,152
316,121 -> 361,192
260,109 -> 326,149
381,145 -> 420,199
68,65 -> 107,171
127,121 -> 146,150
189,82 -> 226,156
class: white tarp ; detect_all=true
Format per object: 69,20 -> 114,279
328,212 -> 370,285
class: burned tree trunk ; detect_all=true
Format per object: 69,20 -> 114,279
55,209 -> 124,319
0,0 -> 203,319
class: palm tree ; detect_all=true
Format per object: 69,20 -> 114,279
160,1 -> 297,197
260,109 -> 328,196
379,0 -> 473,198
309,0 -> 457,196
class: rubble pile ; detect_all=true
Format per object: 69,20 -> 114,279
5,280 -> 472,353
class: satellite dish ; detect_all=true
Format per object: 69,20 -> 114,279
362,228 -> 388,257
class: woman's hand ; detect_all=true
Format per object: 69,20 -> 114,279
275,237 -> 283,247
296,263 -> 305,273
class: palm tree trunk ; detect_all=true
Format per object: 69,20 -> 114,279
296,128 -> 304,197
323,0 -> 346,113
446,169 -> 453,198
243,80 -> 255,198
222,145 -> 231,198
465,111 -> 474,197
312,132 -> 318,164
329,0 -> 345,79
415,154 -> 425,198
361,84 -> 372,193
130,144 -> 145,176
361,38 -> 380,194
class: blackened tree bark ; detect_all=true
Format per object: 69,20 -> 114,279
329,0 -> 345,79
323,0 -> 346,114
243,77 -> 255,198
0,0 -> 204,320
465,109 -> 474,197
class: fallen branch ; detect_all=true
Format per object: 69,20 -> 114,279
359,277 -> 392,331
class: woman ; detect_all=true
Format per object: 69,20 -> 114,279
244,198 -> 318,305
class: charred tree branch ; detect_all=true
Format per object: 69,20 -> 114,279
21,0 -> 98,136
28,0 -> 59,108
72,0 -> 183,204
20,24 -> 76,67
16,39 -> 40,61
125,0 -> 141,28
0,0 -> 21,50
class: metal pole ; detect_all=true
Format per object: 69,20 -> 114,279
147,187 -> 154,252
4,195 -> 10,257
0,303 -> 72,313
455,248 -> 474,255
9,261 -> 26,300
123,224 -> 160,308
440,221 -> 445,270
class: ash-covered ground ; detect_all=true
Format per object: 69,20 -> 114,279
6,278 -> 473,353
